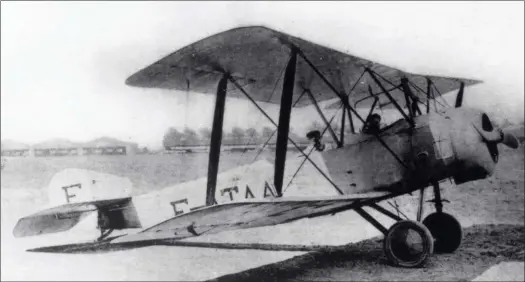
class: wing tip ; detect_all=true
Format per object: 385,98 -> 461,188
125,68 -> 155,89
123,25 -> 275,89
13,217 -> 29,238
124,74 -> 140,88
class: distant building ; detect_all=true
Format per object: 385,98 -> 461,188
2,137 -> 140,158
32,139 -> 81,157
1,140 -> 31,157
82,137 -> 138,156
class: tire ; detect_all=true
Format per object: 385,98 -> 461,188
383,220 -> 434,268
423,212 -> 462,253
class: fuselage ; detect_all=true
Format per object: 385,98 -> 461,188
33,107 -> 507,236
128,107 -> 506,228
322,107 -> 501,195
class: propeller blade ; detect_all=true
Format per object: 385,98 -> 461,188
477,128 -> 502,143
472,123 -> 500,163
487,143 -> 499,163
502,130 -> 520,149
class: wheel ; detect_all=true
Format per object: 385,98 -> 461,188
423,212 -> 462,253
383,220 -> 434,268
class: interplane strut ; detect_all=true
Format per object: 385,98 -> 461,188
227,76 -> 345,196
274,49 -> 298,197
206,74 -> 228,206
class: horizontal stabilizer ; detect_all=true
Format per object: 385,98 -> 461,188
13,197 -> 140,238
14,203 -> 96,238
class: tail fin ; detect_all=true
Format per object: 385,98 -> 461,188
47,168 -> 133,206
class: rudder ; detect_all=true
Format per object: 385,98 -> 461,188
47,168 -> 133,206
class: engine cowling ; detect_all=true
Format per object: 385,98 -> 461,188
443,108 -> 519,184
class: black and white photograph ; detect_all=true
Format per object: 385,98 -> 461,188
1,1 -> 524,281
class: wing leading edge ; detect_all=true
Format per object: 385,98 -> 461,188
125,26 -> 481,108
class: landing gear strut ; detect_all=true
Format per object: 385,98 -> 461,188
422,182 -> 463,253
358,181 -> 463,267
97,228 -> 114,241
96,210 -> 114,241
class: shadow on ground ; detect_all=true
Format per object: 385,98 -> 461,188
27,237 -> 339,254
209,224 -> 524,282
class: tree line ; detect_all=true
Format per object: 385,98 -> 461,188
163,126 -> 309,149
162,118 -> 356,149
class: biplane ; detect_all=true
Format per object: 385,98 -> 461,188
13,26 -> 520,268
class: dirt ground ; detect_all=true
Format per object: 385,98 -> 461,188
210,145 -> 525,281
210,224 -> 523,281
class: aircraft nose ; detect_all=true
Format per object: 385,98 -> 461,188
474,113 -> 519,163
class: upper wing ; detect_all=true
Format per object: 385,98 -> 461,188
112,192 -> 388,244
125,26 -> 481,108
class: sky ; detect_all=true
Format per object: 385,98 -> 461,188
1,1 -> 523,148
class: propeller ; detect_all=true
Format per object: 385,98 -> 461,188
473,113 -> 520,163
501,128 -> 520,149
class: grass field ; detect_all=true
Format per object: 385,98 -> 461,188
1,144 -> 523,281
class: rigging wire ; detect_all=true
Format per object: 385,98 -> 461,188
282,70 -> 367,193
432,81 -> 452,108
282,101 -> 343,193
281,69 -> 368,193
250,90 -> 308,164
387,200 -> 409,220
372,71 -> 450,114
408,80 -> 448,110
334,70 -> 367,109
229,76 -> 345,195
406,82 -> 430,109
233,53 -> 292,180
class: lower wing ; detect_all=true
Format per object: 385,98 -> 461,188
24,193 -> 390,253
113,192 -> 388,245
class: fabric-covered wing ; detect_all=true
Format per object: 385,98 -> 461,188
113,193 -> 387,244
125,26 -> 481,108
